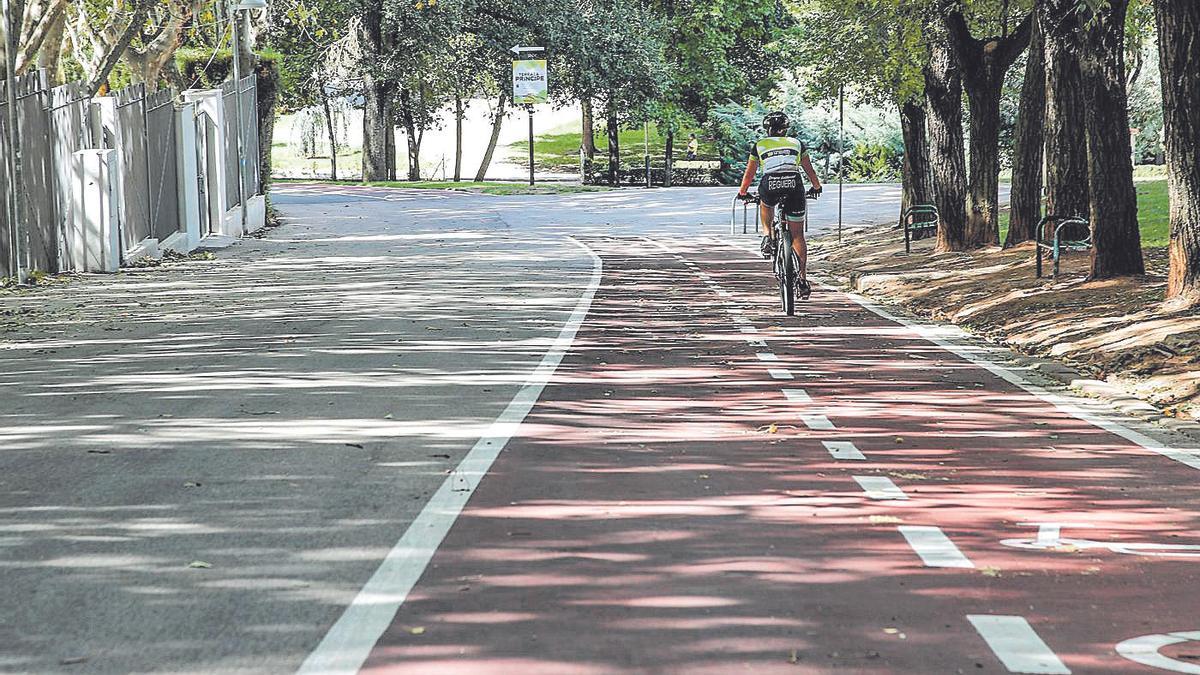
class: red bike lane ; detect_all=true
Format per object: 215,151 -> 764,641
357,236 -> 1200,674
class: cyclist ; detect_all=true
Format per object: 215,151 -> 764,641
737,111 -> 822,298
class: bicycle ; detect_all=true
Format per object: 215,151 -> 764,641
739,186 -> 818,316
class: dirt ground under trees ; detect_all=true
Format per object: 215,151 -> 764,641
811,225 -> 1200,420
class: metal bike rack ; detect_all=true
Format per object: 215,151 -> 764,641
1034,214 -> 1091,278
730,194 -> 760,235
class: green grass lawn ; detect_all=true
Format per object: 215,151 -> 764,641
510,122 -> 717,171
1000,179 -> 1170,247
272,178 -> 609,196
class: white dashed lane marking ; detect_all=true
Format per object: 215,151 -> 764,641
967,615 -> 1071,674
823,441 -> 867,460
781,388 -> 813,404
768,369 -> 794,380
800,414 -> 836,430
852,476 -> 908,500
739,327 -> 758,334
756,352 -> 779,362
898,526 -> 975,568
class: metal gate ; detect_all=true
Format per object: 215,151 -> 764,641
145,89 -> 180,241
114,84 -> 151,249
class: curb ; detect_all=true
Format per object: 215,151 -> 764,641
816,271 -> 1200,445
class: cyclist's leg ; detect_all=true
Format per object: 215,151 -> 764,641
785,217 -> 807,280
760,202 -> 773,236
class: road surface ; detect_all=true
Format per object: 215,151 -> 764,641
2,183 -> 1197,675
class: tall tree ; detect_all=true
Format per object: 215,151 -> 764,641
1006,12 -> 1045,246
925,39 -> 969,252
1157,0 -> 1200,306
1045,0 -> 1144,278
941,2 -> 1033,248
358,0 -> 394,181
1040,0 -> 1090,229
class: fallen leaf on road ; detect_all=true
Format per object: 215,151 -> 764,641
788,650 -> 799,664
980,567 -> 1002,577
883,628 -> 899,634
1082,566 -> 1101,575
183,482 -> 201,488
408,626 -> 426,635
768,424 -> 778,434
869,515 -> 903,524
384,413 -> 394,419
1051,544 -> 1079,553
59,657 -> 87,665
187,561 -> 212,569
889,472 -> 928,480
699,474 -> 710,480
894,437 -> 904,444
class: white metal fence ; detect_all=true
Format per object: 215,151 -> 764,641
1,70 -> 266,279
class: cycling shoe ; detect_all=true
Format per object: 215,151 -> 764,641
797,279 -> 812,300
760,236 -> 774,259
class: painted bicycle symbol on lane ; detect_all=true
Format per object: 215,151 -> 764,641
1000,523 -> 1200,558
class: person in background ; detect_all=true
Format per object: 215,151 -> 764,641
686,133 -> 699,160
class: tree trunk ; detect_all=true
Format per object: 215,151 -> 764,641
925,42 -> 969,252
664,128 -> 674,188
1042,2 -> 1090,229
320,84 -> 338,180
361,74 -> 392,181
1157,0 -> 1200,306
581,98 -> 596,160
399,90 -> 421,181
899,96 -> 932,225
475,91 -> 507,182
943,11 -> 1033,248
1076,0 -> 1144,278
1007,15 -> 1046,246
606,100 -> 620,187
453,94 -> 463,182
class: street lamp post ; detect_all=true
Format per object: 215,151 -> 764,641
230,0 -> 265,235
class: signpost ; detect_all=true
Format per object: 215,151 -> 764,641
511,46 -> 546,186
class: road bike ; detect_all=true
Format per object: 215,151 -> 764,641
739,185 -> 817,317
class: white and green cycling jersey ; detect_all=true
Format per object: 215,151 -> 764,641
750,136 -> 808,175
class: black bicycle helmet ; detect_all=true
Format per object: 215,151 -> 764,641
763,111 -> 789,134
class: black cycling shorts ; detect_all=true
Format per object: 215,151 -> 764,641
758,171 -> 806,217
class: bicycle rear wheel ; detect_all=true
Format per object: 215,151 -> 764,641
777,229 -> 795,316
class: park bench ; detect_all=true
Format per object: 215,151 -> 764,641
902,204 -> 940,253
1034,214 -> 1091,278
674,160 -> 721,171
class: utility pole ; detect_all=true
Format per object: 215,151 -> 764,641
1,0 -> 24,282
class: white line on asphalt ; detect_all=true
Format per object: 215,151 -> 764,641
297,238 -> 604,675
748,339 -> 768,348
967,615 -> 1071,674
756,352 -> 779,362
717,290 -> 732,297
740,326 -> 759,334
781,388 -> 813,404
769,369 -> 794,380
898,526 -> 975,568
823,441 -> 867,460
837,288 -> 1200,473
800,414 -> 836,430
853,475 -> 908,500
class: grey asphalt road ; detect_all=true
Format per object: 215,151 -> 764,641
0,183 -> 907,673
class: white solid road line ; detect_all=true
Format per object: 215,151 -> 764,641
823,440 -> 867,460
967,615 -> 1072,674
769,369 -> 794,380
800,413 -> 836,430
297,238 -> 603,675
853,475 -> 908,500
898,526 -> 975,568
781,388 -> 813,404
739,327 -> 758,334
756,352 -> 779,362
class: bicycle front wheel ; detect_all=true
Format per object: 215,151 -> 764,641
777,229 -> 795,316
